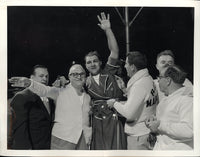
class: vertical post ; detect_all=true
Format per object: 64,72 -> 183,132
125,7 -> 129,54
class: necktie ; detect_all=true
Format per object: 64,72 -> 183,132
41,97 -> 51,114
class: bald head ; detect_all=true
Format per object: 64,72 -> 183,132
69,64 -> 86,75
68,64 -> 86,90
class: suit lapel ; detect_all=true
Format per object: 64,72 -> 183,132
99,74 -> 109,93
32,92 -> 52,121
87,73 -> 115,100
89,74 -> 109,95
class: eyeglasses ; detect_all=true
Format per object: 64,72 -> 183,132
69,72 -> 86,78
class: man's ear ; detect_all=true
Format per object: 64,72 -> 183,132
166,77 -> 172,86
130,64 -> 136,72
30,75 -> 34,79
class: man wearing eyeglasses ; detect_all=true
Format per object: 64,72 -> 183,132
145,65 -> 193,150
154,50 -> 193,101
9,64 -> 92,150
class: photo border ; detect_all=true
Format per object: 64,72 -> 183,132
1,0 -> 200,156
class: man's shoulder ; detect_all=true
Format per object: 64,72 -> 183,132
13,88 -> 28,97
13,88 -> 39,101
20,88 -> 38,96
10,89 -> 39,108
103,57 -> 121,75
184,78 -> 193,87
59,84 -> 79,96
136,75 -> 154,85
60,84 -> 73,92
130,76 -> 155,95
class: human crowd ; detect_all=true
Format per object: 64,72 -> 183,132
8,12 -> 193,150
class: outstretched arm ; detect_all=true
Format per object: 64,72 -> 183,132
9,77 -> 59,100
97,12 -> 119,59
9,77 -> 31,88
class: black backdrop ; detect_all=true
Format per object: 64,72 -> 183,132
8,6 -> 194,84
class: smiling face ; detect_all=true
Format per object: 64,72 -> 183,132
85,55 -> 102,76
68,64 -> 86,89
31,67 -> 49,85
156,55 -> 174,75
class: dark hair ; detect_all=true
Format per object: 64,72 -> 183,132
164,65 -> 187,84
157,50 -> 175,61
31,65 -> 48,75
84,51 -> 101,62
126,51 -> 147,70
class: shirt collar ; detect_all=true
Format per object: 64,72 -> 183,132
167,86 -> 186,98
127,68 -> 149,90
68,83 -> 85,96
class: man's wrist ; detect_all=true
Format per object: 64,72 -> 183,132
23,78 -> 31,87
113,99 -> 118,108
105,28 -> 112,33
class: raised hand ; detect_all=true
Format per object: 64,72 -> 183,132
52,76 -> 69,88
97,12 -> 111,31
9,77 -> 31,88
97,12 -> 119,59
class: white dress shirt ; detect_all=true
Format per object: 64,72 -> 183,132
29,81 -> 91,144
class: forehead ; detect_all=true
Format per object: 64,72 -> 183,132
69,65 -> 85,73
157,55 -> 174,62
85,55 -> 99,62
34,68 -> 48,75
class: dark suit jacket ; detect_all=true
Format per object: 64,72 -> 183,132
10,88 -> 55,149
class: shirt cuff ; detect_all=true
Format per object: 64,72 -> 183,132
107,57 -> 120,67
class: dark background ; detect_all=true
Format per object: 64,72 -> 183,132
8,6 -> 194,84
